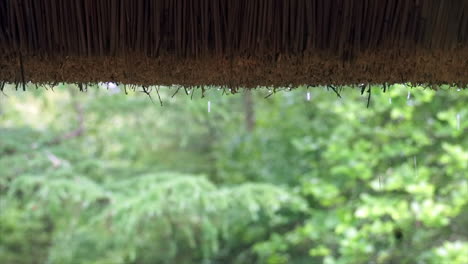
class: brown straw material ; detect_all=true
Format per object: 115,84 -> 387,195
0,0 -> 467,87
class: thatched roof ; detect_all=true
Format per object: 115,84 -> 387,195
1,0 -> 467,88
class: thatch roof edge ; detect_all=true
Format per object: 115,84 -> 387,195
1,47 -> 467,87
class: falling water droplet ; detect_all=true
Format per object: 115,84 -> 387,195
389,98 -> 392,104
456,113 -> 461,130
188,90 -> 191,94
414,156 -> 418,177
306,91 -> 311,101
208,101 -> 211,113
457,88 -> 461,92
407,91 -> 411,100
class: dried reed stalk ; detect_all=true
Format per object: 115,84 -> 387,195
0,0 -> 467,87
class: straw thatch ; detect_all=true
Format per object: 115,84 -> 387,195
0,0 -> 467,88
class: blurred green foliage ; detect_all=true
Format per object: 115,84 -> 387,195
0,84 -> 467,264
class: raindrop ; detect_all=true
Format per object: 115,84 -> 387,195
208,101 -> 211,113
107,82 -> 120,94
414,156 -> 418,177
406,90 -> 415,106
389,98 -> 392,104
457,88 -> 461,92
107,82 -> 117,89
306,91 -> 311,101
456,113 -> 461,130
